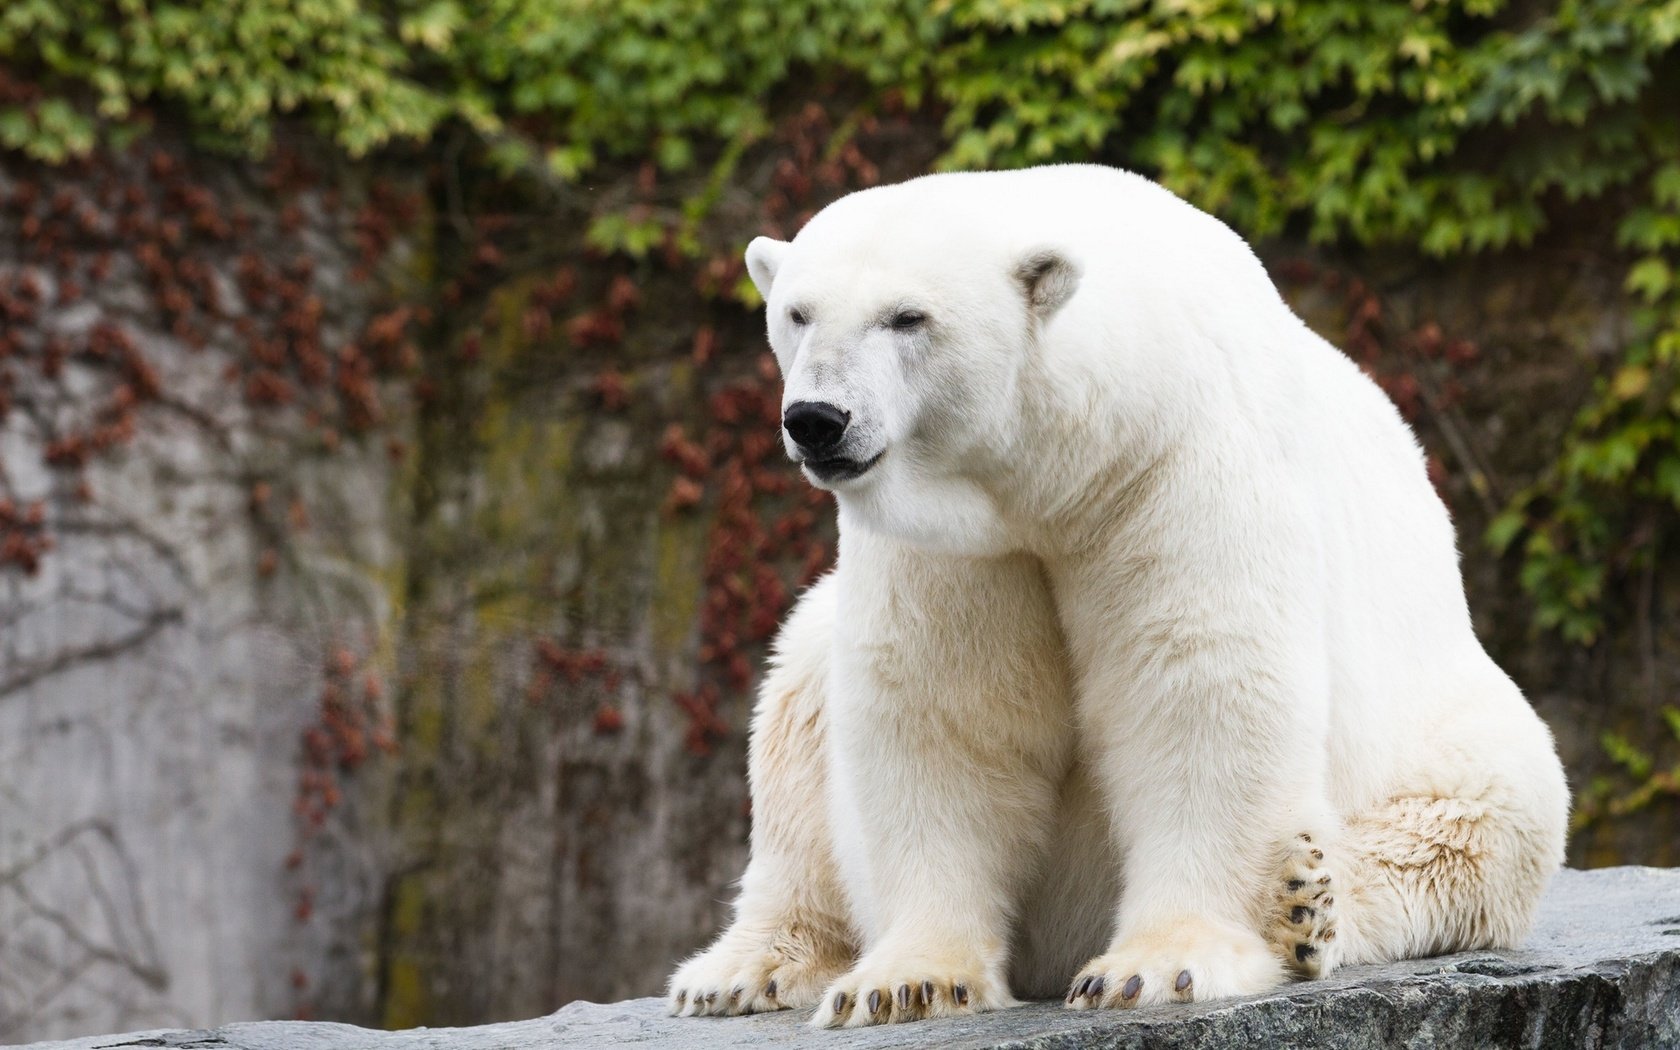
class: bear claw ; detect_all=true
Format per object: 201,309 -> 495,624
668,931 -> 847,1017
813,965 -> 998,1026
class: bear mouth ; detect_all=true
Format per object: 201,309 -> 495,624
802,450 -> 883,484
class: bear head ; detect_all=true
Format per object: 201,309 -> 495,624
746,181 -> 1081,555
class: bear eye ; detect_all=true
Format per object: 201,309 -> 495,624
890,309 -> 926,331
788,307 -> 808,326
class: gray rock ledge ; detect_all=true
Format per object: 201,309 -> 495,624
14,867 -> 1680,1050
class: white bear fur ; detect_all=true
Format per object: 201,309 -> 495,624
669,164 -> 1568,1026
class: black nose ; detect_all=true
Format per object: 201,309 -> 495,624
783,401 -> 850,454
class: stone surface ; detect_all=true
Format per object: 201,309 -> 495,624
15,866 -> 1680,1050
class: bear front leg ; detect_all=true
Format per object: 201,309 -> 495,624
1055,558 -> 1338,1009
669,577 -> 855,1016
1062,662 -> 1324,1007
811,535 -> 1074,1027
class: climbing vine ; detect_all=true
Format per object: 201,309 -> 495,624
1489,154 -> 1680,644
1574,706 -> 1680,832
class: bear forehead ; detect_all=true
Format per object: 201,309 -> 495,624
797,181 -> 1012,253
778,237 -> 1005,298
780,198 -> 1021,298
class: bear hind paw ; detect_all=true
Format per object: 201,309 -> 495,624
1270,831 -> 1343,980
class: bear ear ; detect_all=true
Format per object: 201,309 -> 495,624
1013,248 -> 1082,320
745,237 -> 789,301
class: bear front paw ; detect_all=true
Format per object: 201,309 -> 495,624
810,951 -> 1015,1028
1269,831 -> 1343,979
1066,915 -> 1284,1009
668,928 -> 848,1017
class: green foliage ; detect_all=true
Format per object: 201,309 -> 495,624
936,0 -> 1676,256
0,0 -> 933,163
4,0 -> 1679,640
1492,146 -> 1680,644
1574,706 -> 1680,830
0,0 -> 449,156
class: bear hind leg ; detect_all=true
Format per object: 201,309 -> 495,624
1335,790 -> 1561,966
1273,727 -> 1566,976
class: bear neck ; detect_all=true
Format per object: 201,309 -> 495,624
989,336 -> 1197,559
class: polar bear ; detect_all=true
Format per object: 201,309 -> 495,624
667,164 -> 1568,1026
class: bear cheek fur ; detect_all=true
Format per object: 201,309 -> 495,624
837,321 -> 1034,557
